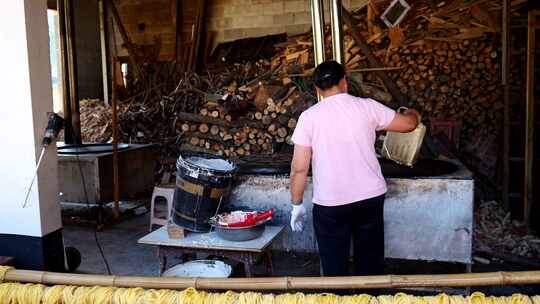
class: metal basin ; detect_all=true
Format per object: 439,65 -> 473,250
209,217 -> 269,242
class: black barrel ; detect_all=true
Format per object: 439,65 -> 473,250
173,153 -> 236,232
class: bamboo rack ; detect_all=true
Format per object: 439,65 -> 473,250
3,269 -> 540,291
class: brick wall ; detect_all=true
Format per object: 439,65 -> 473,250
207,0 -> 370,44
111,0 -> 369,61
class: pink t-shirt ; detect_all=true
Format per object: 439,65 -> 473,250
291,93 -> 396,206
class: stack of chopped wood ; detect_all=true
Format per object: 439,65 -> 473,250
270,1 -> 503,152
81,0 -> 505,164
474,201 -> 540,260
387,39 -> 503,142
79,63 -> 312,158
177,74 -> 310,157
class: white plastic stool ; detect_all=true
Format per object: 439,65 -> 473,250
149,184 -> 176,231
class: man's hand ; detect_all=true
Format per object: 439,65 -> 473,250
290,203 -> 307,232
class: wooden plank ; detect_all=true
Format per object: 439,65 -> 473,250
138,226 -> 284,252
524,10 -> 537,227
57,0 -> 74,144
64,0 -> 82,145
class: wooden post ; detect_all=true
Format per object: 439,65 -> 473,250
502,0 -> 511,210
56,0 -> 74,144
111,57 -> 120,219
107,0 -> 142,78
64,0 -> 82,145
524,10 -> 537,227
98,0 -> 110,106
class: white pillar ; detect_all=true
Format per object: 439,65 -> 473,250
0,0 -> 64,270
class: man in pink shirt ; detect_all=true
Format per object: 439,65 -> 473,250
289,61 -> 420,276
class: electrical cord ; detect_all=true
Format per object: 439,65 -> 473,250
74,147 -> 112,275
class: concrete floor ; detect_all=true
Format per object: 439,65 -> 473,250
62,203 -> 320,277
62,203 -> 540,296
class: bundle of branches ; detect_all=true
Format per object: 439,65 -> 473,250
80,99 -> 112,143
475,201 -> 540,260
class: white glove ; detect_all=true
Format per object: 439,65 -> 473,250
290,203 -> 307,232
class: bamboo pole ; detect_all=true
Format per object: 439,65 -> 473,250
4,269 -> 540,291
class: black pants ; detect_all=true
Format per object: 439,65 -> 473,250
313,194 -> 385,276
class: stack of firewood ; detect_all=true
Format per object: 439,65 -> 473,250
387,40 -> 503,141
173,73 -> 310,157
80,1 -> 505,163
269,2 -> 504,151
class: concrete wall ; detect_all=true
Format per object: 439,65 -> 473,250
73,0 -> 103,99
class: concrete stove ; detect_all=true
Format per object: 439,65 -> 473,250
229,157 -> 473,264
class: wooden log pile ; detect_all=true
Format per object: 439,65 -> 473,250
387,39 -> 503,142
270,1 -> 504,154
79,62 -> 312,158
80,0 -> 505,166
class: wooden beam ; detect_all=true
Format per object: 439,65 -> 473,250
502,0 -> 511,210
188,0 -> 206,71
341,6 -> 408,107
107,0 -> 142,77
64,0 -> 82,145
523,9 -> 537,227
98,0 -> 110,106
57,0 -> 74,144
